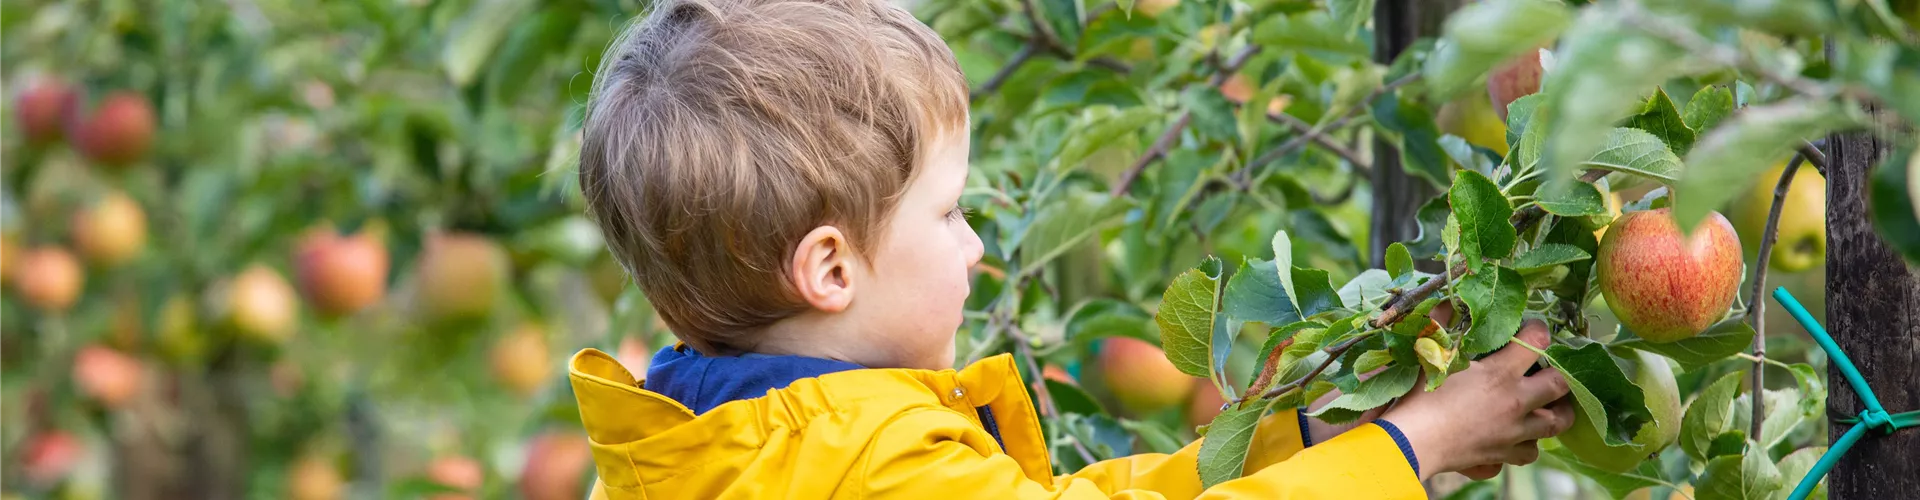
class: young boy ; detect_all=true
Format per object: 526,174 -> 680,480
568,0 -> 1576,497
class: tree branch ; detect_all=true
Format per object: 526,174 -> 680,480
1746,153 -> 1806,439
1244,330 -> 1382,402
1796,140 -> 1829,177
972,42 -> 1040,102
1236,73 -> 1421,184
1110,45 -> 1265,196
1006,323 -> 1100,465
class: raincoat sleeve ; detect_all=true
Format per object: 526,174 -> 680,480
861,407 -> 1426,499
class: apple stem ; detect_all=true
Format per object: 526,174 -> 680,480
1746,150 -> 1813,440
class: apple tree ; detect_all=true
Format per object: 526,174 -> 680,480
930,0 -> 1919,497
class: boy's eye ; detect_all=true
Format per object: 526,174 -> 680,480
946,204 -> 972,221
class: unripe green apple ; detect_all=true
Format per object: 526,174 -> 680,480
1556,350 -> 1682,473
1437,93 -> 1509,157
1597,208 -> 1743,343
1734,161 -> 1826,273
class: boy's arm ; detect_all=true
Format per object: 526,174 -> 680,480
862,407 -> 1424,499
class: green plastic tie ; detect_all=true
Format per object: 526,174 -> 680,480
1773,287 -> 1917,500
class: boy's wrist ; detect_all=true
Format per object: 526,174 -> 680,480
1378,413 -> 1448,480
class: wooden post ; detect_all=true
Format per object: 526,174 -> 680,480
1370,0 -> 1458,270
1824,121 -> 1920,498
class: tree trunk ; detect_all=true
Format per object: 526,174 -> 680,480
1824,121 -> 1920,498
1370,0 -> 1457,271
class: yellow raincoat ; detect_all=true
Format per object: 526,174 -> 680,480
569,348 -> 1425,499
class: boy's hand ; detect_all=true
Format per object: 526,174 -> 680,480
1378,319 -> 1574,480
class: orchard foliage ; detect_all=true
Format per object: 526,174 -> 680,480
931,0 -> 1917,497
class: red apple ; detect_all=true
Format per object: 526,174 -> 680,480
492,324 -> 552,397
69,91 -> 156,168
295,226 -> 390,316
73,345 -> 143,409
1487,49 -> 1543,122
22,430 -> 84,487
1185,378 -> 1229,428
414,232 -> 506,322
1596,208 -> 1743,343
15,247 -> 84,312
426,454 -> 484,500
71,191 -> 147,266
1097,337 -> 1196,415
14,78 -> 77,145
520,432 -> 595,500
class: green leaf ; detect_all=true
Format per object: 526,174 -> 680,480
1709,431 -> 1750,458
1047,379 -> 1107,416
1406,196 -> 1453,259
1774,447 -> 1827,500
1542,211 -> 1602,302
1732,389 -> 1807,450
1185,86 -> 1241,143
1224,259 -> 1302,326
484,6 -> 581,105
1040,70 -> 1146,114
1021,192 -> 1131,271
1197,403 -> 1263,488
1354,349 -> 1395,374
1119,419 -> 1185,455
1505,93 -> 1545,152
1250,11 -> 1369,57
1067,413 -> 1135,459
1337,269 -> 1395,311
1386,243 -> 1413,279
1371,93 -> 1450,187
1870,146 -> 1920,266
442,0 -> 537,86
1421,0 -> 1572,102
1696,450 -> 1785,500
1615,321 -> 1755,372
1289,267 -> 1346,319
1156,258 -> 1224,378
1542,446 -> 1665,499
1254,321 -> 1330,388
1540,23 -> 1687,180
1623,88 -> 1697,156
1449,170 -> 1516,267
1512,243 -> 1592,272
1065,299 -> 1158,351
1309,365 -> 1419,424
1682,371 -> 1743,463
1329,0 -> 1377,40
1055,107 -> 1162,174
1036,0 -> 1084,50
1414,337 -> 1453,389
1677,100 -> 1854,234
1458,266 -> 1526,355
1542,341 -> 1654,447
1272,231 -> 1302,315
1644,0 -> 1836,36
1581,127 -> 1684,184
1783,363 -> 1825,422
1684,85 -> 1736,132
1537,178 -> 1610,217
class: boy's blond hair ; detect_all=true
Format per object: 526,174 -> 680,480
579,0 -> 969,355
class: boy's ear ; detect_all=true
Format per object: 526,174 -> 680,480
790,225 -> 855,313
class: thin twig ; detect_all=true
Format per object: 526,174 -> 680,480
1795,140 -> 1829,177
972,42 -> 1040,102
1620,2 -> 1832,99
1266,111 -> 1374,178
1243,330 -> 1381,402
1007,323 -> 1100,465
1235,73 -> 1421,183
1747,153 -> 1805,439
1110,45 -> 1265,196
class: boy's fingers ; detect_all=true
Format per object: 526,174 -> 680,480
1504,441 -> 1541,466
1520,368 -> 1572,409
1520,406 -> 1575,441
1486,320 -> 1552,373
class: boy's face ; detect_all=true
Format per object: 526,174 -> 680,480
848,124 -> 983,370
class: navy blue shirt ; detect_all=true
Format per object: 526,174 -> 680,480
644,345 -> 864,415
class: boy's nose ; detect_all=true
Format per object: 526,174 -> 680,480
962,224 -> 984,267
